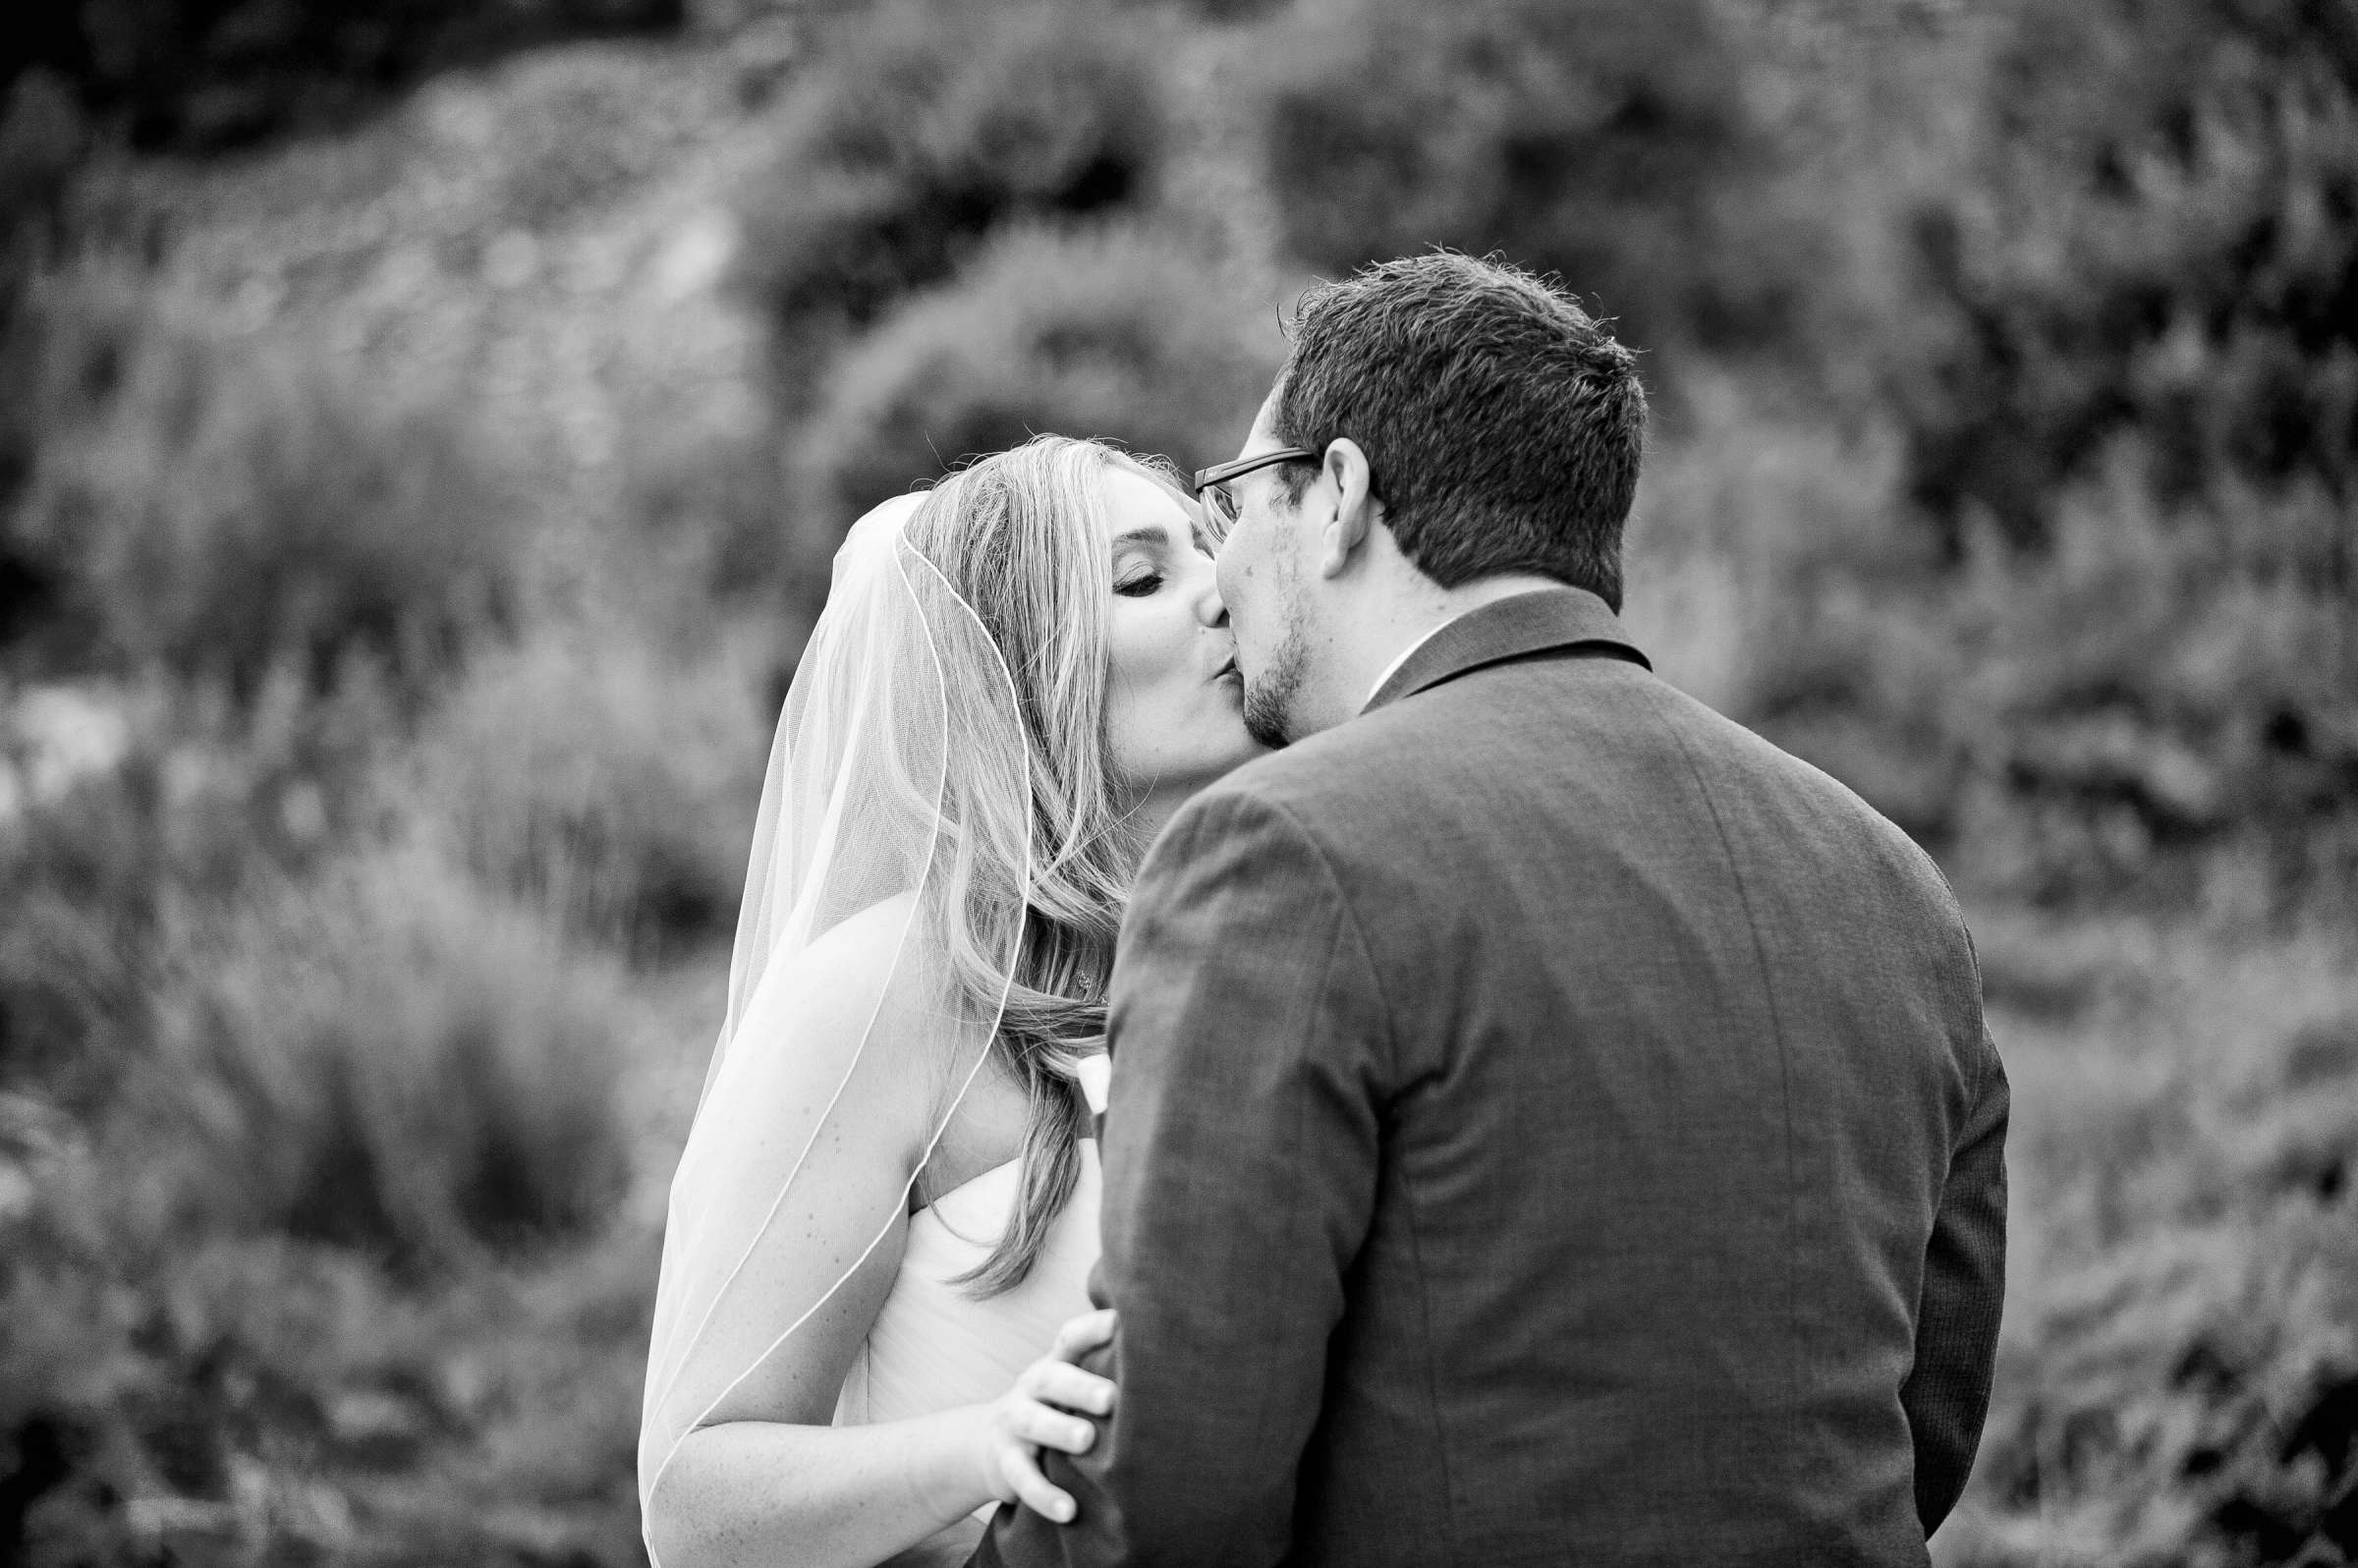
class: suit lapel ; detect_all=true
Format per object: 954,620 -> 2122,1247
1365,588 -> 1651,714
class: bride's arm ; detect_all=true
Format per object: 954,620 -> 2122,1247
653,1408 -> 993,1568
652,1325 -> 1116,1568
643,901 -> 1107,1568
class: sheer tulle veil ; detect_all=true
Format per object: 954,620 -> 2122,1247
637,490 -> 1034,1559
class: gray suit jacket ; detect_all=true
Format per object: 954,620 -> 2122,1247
973,588 -> 2006,1567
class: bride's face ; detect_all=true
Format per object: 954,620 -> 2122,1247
1099,468 -> 1267,803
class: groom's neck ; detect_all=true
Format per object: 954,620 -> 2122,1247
1336,570 -> 1567,706
1311,566 -> 1565,731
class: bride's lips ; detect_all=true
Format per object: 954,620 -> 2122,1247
1213,655 -> 1242,685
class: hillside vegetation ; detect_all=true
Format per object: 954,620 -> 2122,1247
1,0 -> 2352,1563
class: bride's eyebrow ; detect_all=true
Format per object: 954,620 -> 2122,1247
1108,526 -> 1174,554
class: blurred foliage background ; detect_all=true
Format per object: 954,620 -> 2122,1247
1,0 -> 2352,1562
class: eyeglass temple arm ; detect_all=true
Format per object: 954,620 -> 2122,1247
1192,448 -> 1320,492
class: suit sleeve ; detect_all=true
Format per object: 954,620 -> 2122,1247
971,786 -> 1390,1568
1901,1018 -> 2008,1534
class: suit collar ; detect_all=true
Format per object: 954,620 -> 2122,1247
1364,587 -> 1650,714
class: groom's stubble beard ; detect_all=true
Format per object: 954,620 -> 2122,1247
1242,549 -> 1310,750
1242,627 -> 1304,750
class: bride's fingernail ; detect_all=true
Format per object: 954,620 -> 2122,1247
1054,1499 -> 1075,1522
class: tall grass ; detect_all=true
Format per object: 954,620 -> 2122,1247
410,629 -> 766,952
1629,378 -> 2358,920
1,0 -> 2351,1562
796,219 -> 1284,536
732,0 -> 1173,379
5,273 -> 518,705
0,200 -> 666,1562
1,843 -> 649,1562
1941,916 -> 2358,1566
148,846 -> 635,1266
1254,0 -> 1808,367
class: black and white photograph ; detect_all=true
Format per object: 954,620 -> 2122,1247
3,0 -> 2353,1564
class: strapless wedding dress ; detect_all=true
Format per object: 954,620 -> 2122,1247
833,1141 -> 1103,1528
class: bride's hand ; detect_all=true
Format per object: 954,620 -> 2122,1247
973,1308 -> 1118,1525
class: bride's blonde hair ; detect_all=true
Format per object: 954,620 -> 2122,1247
900,434 -> 1194,1292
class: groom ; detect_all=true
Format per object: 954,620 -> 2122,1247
973,252 -> 2007,1566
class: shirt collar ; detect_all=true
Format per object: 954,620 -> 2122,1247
1363,588 -> 1651,715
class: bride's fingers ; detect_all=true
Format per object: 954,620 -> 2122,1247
1012,1398 -> 1098,1456
1022,1360 -> 1115,1416
1049,1308 -> 1117,1361
997,1442 -> 1077,1524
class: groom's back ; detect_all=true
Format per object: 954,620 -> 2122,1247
1237,616 -> 2001,1566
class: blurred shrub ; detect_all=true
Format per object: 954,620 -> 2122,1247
1633,383 -> 1968,843
733,0 -> 1170,387
0,70 -> 87,624
1155,0 -> 1289,18
1941,937 -> 2358,1566
0,838 -> 648,1561
11,0 -> 685,152
2,1210 -> 652,1565
1648,387 -> 2358,917
411,630 -> 764,952
1938,463 -> 2358,916
0,666 -> 388,1108
4,275 -> 519,707
1254,0 -> 1803,364
1868,0 -> 2358,916
473,42 -> 723,234
147,846 -> 634,1270
795,220 -> 1283,549
0,70 -> 83,322
0,740 -> 182,1110
1897,0 -> 2358,548
5,732 -> 637,1270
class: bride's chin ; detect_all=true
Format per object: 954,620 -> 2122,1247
1219,690 -> 1270,760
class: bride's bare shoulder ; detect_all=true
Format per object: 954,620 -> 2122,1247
702,890 -> 970,1170
761,891 -> 954,1058
803,889 -> 926,973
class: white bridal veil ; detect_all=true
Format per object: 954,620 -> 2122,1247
638,490 -> 1034,1556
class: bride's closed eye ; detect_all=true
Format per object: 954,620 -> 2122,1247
1112,535 -> 1168,597
1114,533 -> 1217,599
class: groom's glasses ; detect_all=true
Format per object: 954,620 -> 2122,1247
1192,448 -> 1319,534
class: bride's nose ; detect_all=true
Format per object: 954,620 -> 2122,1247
1193,566 -> 1229,630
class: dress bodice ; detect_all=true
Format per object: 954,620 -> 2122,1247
834,1142 -> 1102,1434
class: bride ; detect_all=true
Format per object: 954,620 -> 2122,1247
639,436 -> 1264,1568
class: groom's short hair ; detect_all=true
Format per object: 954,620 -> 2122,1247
1270,252 -> 1647,610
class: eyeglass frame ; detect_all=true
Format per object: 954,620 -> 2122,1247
1190,447 -> 1320,532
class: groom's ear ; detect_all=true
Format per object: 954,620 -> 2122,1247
1316,438 -> 1381,580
